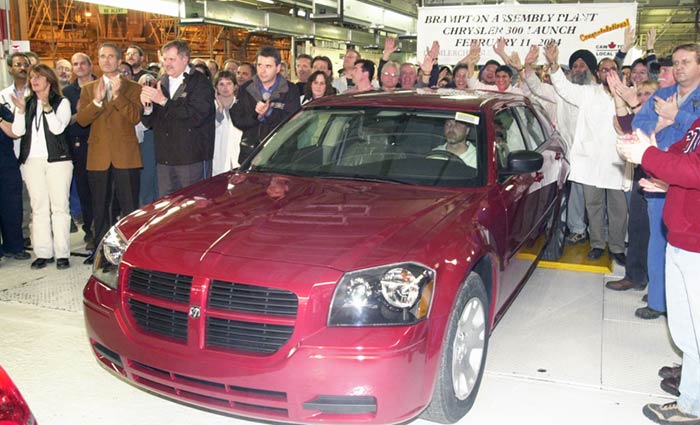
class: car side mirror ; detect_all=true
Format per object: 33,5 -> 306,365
500,150 -> 543,176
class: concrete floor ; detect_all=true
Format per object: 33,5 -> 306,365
0,233 -> 680,425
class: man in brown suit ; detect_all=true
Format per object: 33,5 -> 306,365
76,43 -> 143,263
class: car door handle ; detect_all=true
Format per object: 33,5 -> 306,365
534,171 -> 544,182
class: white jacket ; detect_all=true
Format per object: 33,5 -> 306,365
549,68 -> 626,190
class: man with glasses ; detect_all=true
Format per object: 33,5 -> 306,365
380,61 -> 400,92
545,42 -> 628,266
0,53 -> 32,249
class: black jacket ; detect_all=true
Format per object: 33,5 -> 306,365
18,93 -> 71,164
142,68 -> 215,166
231,76 -> 300,163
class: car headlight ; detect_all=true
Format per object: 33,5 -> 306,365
328,263 -> 434,326
92,225 -> 129,289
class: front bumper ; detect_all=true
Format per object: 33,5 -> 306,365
83,255 -> 442,424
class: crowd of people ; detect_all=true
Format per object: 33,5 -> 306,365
0,27 -> 698,425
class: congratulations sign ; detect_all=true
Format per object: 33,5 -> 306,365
417,3 -> 637,65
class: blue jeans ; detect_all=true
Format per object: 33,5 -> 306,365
647,196 -> 667,312
666,245 -> 700,416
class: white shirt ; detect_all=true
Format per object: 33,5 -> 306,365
168,65 -> 191,99
433,143 -> 477,168
12,98 -> 71,159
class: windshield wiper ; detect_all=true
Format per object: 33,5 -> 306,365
250,166 -> 310,177
317,173 -> 413,185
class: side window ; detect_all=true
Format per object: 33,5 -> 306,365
494,109 -> 527,169
513,106 -> 547,150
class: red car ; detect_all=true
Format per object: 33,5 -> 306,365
84,89 -> 569,424
0,366 -> 37,425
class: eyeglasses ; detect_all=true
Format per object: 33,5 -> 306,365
12,63 -> 29,68
598,67 -> 617,73
382,71 -> 397,77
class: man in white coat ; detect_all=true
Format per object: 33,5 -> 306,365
544,41 -> 628,265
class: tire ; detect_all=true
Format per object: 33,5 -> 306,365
421,273 -> 489,424
542,182 -> 570,261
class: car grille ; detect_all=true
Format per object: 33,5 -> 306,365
207,317 -> 295,353
208,280 -> 298,316
128,268 -> 192,303
125,268 -> 298,354
128,299 -> 189,341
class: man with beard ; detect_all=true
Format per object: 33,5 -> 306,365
55,59 -> 72,89
125,45 -> 149,81
433,119 -> 476,168
545,42 -> 628,266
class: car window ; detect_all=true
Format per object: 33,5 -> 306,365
494,109 -> 526,169
513,106 -> 547,150
248,108 -> 484,188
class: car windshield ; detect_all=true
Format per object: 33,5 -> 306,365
246,107 -> 483,188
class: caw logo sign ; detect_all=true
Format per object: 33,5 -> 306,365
595,41 -> 619,58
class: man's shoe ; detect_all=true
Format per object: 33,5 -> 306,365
70,220 -> 78,233
661,376 -> 681,397
83,252 -> 95,265
587,248 -> 605,260
636,306 -> 666,320
565,232 -> 588,246
643,294 -> 649,303
643,401 -> 700,425
56,258 -> 70,270
30,258 -> 54,270
659,365 -> 682,380
11,251 -> 31,260
606,278 -> 646,291
83,230 -> 94,244
85,240 -> 96,251
23,237 -> 31,248
611,251 -> 626,266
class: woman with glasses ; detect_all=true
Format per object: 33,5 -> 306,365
11,64 -> 72,270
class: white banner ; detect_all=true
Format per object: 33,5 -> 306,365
417,3 -> 637,65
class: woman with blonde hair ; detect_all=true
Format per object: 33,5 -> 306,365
11,64 -> 72,269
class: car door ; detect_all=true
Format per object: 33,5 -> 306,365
491,106 -> 540,311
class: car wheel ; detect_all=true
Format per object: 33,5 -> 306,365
542,182 -> 570,261
421,272 -> 489,424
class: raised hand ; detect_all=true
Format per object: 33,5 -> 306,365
10,93 -> 25,114
493,37 -> 508,61
524,45 -> 540,68
429,40 -> 440,61
608,71 -> 637,106
382,37 -> 398,61
622,26 -> 636,53
646,27 -> 657,51
544,40 -> 559,65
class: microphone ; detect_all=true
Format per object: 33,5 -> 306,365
262,92 -> 270,102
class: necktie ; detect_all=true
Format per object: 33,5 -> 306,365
105,80 -> 113,102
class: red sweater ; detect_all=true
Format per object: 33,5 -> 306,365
642,117 -> 700,252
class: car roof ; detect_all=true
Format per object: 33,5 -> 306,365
304,88 -> 529,112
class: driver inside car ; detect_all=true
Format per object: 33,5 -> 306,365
433,119 -> 477,168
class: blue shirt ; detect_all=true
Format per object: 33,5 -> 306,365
633,83 -> 700,150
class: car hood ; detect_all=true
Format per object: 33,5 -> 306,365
123,173 -> 478,271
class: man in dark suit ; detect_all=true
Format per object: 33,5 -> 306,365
76,43 -> 143,263
231,46 -> 300,163
140,40 -> 215,196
